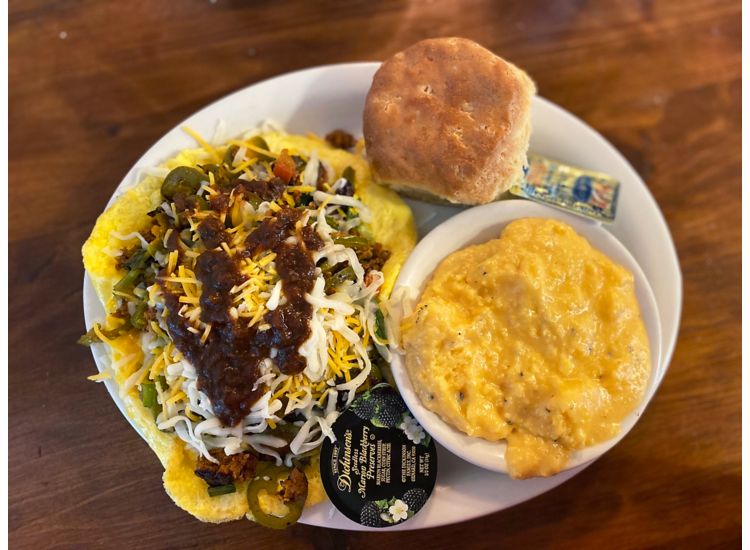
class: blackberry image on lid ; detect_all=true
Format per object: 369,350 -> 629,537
320,384 -> 438,528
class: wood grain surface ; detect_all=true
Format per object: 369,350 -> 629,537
9,0 -> 741,548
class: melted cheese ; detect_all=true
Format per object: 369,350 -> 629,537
401,218 -> 651,479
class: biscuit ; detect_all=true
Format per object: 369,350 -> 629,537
364,37 -> 536,204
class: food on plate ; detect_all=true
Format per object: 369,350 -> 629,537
80,125 -> 416,525
400,218 -> 651,478
363,37 -> 535,205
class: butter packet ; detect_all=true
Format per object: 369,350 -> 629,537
509,154 -> 620,222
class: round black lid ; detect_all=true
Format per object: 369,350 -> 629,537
319,383 -> 437,528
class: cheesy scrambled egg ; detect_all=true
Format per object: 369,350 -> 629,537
401,218 -> 650,478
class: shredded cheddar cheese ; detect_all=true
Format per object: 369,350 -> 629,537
82,124 -> 416,513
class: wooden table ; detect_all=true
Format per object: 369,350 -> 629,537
9,0 -> 741,547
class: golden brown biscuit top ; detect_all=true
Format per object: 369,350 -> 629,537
364,37 -> 534,204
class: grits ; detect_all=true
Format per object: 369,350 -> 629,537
401,218 -> 651,478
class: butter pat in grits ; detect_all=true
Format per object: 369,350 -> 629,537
401,218 -> 651,478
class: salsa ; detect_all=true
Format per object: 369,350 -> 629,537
160,207 -> 324,426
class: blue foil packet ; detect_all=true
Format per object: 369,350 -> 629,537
509,153 -> 620,223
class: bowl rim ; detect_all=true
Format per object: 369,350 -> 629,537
389,199 -> 663,474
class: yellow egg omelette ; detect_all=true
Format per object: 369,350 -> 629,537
81,126 -> 416,527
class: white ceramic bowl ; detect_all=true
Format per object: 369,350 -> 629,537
390,200 -> 663,474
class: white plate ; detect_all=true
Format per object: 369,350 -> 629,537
83,62 -> 682,531
390,200 -> 662,473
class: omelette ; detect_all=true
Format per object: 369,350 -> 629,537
81,126 -> 416,527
